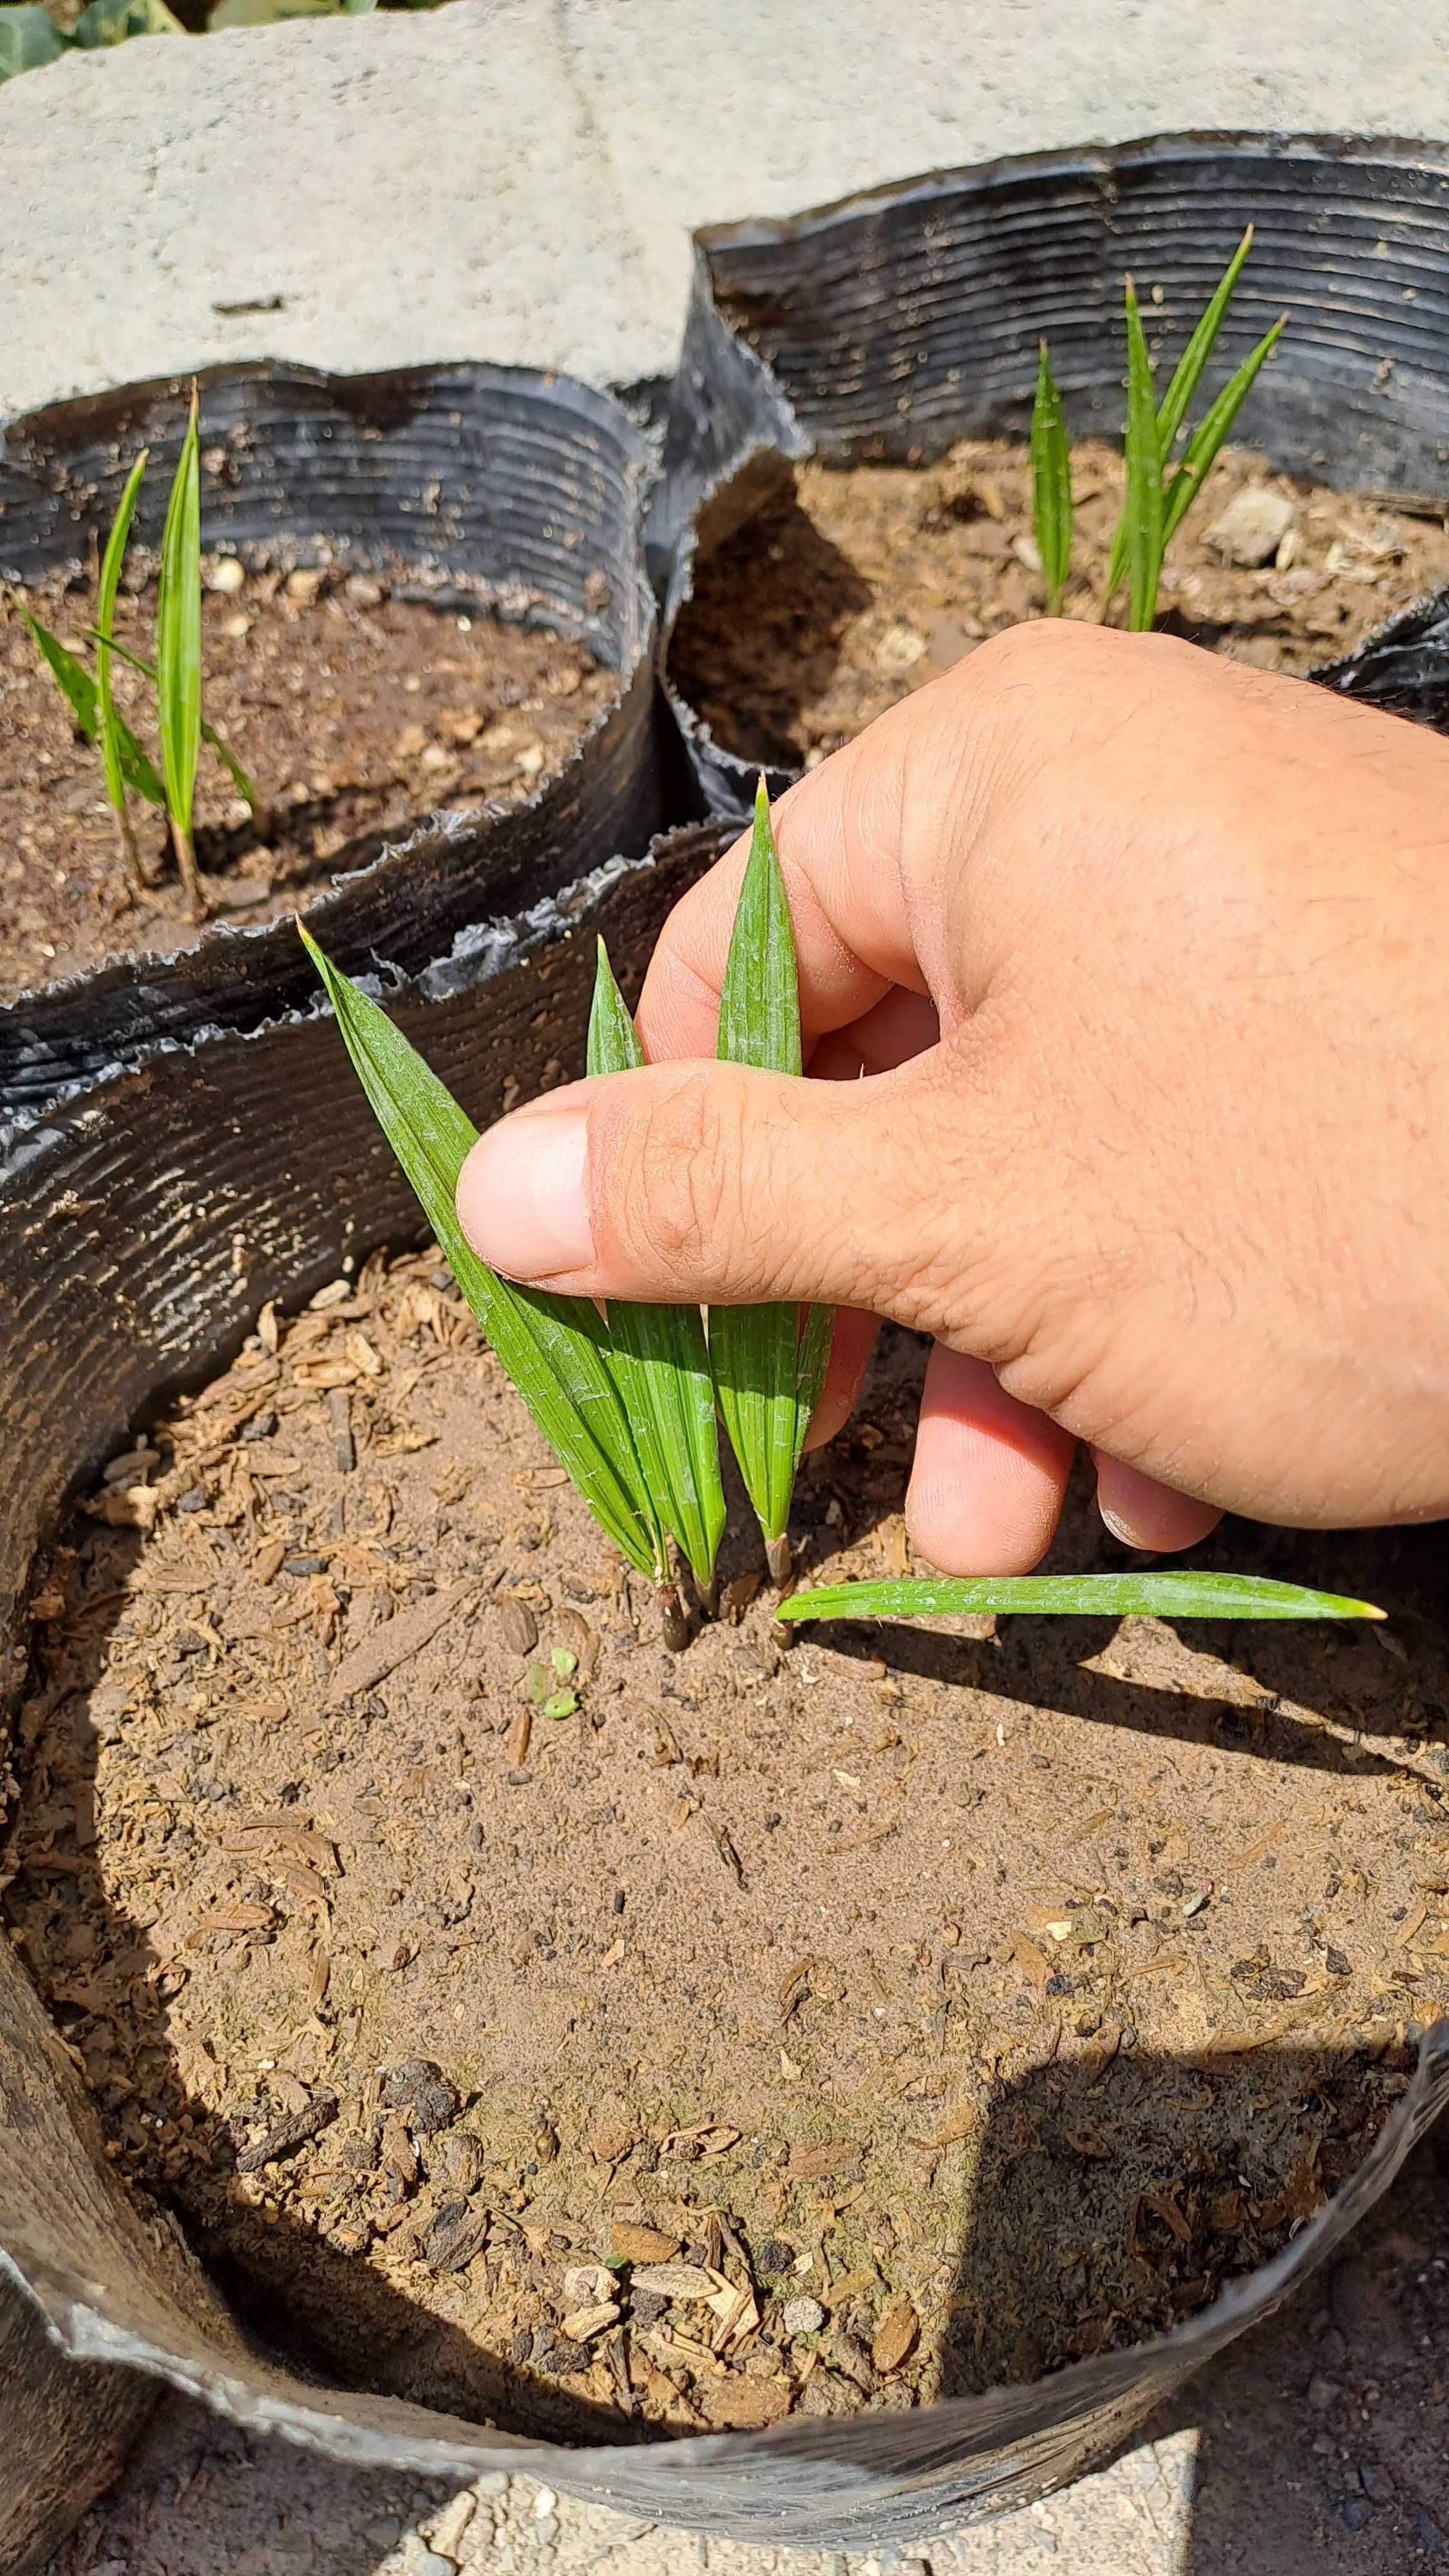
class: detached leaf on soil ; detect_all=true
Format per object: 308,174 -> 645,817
779,1573 -> 1385,1624
709,778 -> 833,1577
299,927 -> 666,1582
587,938 -> 726,1586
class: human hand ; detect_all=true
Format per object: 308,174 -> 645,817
456,621 -> 1449,1571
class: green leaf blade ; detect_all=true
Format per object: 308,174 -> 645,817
23,609 -> 164,804
1155,225 -> 1255,460
95,450 -> 149,820
0,5 -> 70,76
779,1574 -> 1385,1624
709,780 -> 830,1551
1162,317 -> 1286,547
156,389 -> 202,838
1121,278 -> 1166,633
1029,339 -> 1073,616
299,926 -> 664,1582
90,625 -> 260,815
587,942 -> 726,1584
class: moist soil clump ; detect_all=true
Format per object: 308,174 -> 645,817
670,440 -> 1449,771
0,568 -> 615,1002
7,1247 -> 1447,2440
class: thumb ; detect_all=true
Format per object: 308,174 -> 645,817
455,1054 -> 972,1322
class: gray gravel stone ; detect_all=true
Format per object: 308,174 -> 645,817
782,2294 -> 827,2336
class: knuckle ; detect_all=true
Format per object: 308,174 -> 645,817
611,1071 -> 738,1282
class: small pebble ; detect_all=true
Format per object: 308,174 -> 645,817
1307,2372 -> 1341,2411
1206,484 -> 1296,569
1340,2495 -> 1374,2535
207,556 -> 245,595
782,2295 -> 826,2336
383,2058 -> 459,2133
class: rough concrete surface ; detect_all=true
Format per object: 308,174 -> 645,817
7,1 -> 1449,2568
1,0 -> 1448,410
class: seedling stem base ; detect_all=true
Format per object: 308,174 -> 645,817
657,1581 -> 691,1653
171,819 -> 206,921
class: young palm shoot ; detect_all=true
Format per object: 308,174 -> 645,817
709,779 -> 833,1586
1029,340 -> 1072,616
156,386 -> 206,919
299,927 -> 675,1611
589,941 -> 726,1627
26,424 -> 265,899
93,447 -> 151,895
1101,231 -> 1286,625
779,1573 -> 1384,1625
1119,277 -> 1166,634
21,609 -> 166,826
91,627 -> 265,842
1159,316 -> 1287,548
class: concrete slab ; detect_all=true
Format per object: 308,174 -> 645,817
0,0 -> 1446,413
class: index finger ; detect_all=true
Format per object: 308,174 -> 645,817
636,679 -> 949,1064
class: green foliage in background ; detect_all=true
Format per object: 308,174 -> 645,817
0,0 -> 448,72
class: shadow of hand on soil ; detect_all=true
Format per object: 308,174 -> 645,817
5,1508 -> 1446,2564
939,2040 -> 1448,2568
3,1530 -> 642,2489
815,1514 -> 1446,1783
670,479 -> 873,772
1162,2116 -> 1449,2574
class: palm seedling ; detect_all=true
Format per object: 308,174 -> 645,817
1030,227 -> 1287,631
23,384 -> 259,920
303,777 -> 1381,1641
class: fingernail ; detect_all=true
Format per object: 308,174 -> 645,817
455,1106 -> 593,1280
1097,1502 -> 1139,1546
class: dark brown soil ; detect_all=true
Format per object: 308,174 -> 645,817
670,440 -> 1449,771
0,565 -> 615,1003
6,1247 -> 1447,2443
